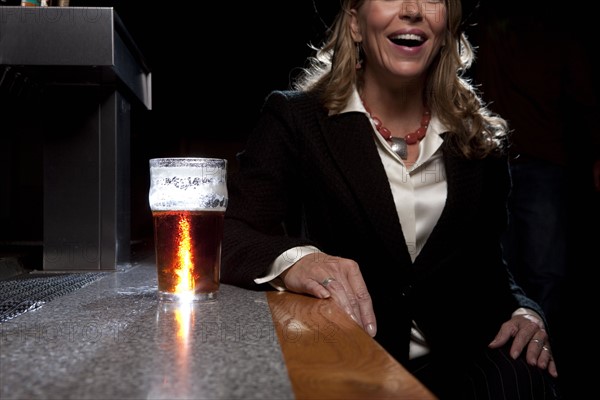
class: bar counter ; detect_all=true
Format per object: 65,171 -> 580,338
0,254 -> 436,399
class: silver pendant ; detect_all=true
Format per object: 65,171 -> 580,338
390,137 -> 408,160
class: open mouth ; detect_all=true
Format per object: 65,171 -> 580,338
389,33 -> 426,48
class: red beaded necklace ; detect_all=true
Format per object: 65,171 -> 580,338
361,98 -> 431,160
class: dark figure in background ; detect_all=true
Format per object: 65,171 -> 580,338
222,1 -> 560,398
470,0 -> 600,373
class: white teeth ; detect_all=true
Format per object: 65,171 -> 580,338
390,33 -> 424,42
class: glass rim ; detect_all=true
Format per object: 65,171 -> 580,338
149,157 -> 227,167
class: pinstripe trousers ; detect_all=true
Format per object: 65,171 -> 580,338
406,343 -> 561,399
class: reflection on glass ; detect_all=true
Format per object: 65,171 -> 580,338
173,215 -> 195,298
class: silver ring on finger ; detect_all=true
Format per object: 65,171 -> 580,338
542,345 -> 553,358
530,338 -> 543,346
321,277 -> 336,287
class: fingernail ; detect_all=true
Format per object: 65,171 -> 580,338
511,351 -> 519,359
366,323 -> 376,337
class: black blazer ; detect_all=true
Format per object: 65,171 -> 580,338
222,90 -> 543,363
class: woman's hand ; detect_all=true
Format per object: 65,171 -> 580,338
488,310 -> 558,378
281,252 -> 377,337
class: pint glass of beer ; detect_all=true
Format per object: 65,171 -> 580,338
148,158 -> 228,302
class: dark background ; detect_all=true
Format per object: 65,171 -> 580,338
1,1 -> 598,398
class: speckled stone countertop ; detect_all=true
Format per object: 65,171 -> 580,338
0,256 -> 294,400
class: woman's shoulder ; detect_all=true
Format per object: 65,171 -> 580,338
261,89 -> 327,119
265,89 -> 322,106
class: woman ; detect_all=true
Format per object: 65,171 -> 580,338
222,0 -> 559,398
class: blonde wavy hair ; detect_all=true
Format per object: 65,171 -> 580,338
294,0 -> 507,159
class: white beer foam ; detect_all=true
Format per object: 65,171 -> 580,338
148,161 -> 228,212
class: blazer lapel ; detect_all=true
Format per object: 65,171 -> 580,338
320,111 -> 413,266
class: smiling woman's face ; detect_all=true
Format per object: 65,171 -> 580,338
350,0 -> 447,82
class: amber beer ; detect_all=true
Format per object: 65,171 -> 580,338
149,157 -> 228,302
153,210 -> 224,299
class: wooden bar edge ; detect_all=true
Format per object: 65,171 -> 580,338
267,291 -> 437,400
